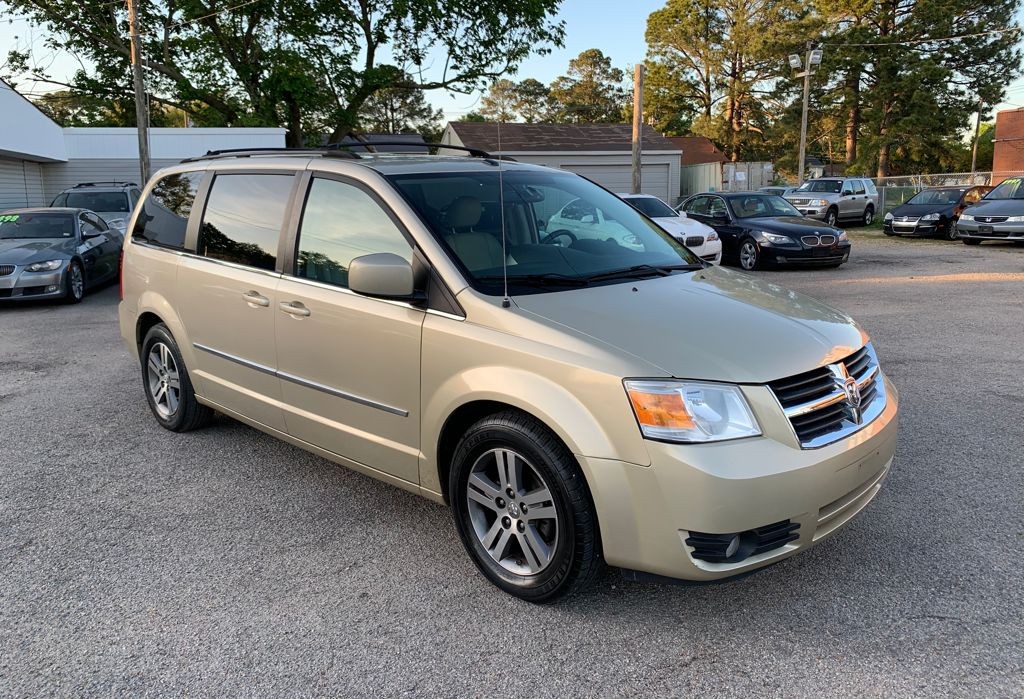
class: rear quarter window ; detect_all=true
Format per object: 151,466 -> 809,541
133,172 -> 204,250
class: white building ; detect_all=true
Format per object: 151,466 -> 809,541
440,122 -> 683,204
0,80 -> 285,210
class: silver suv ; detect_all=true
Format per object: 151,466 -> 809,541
786,178 -> 879,227
119,147 -> 898,601
50,181 -> 143,230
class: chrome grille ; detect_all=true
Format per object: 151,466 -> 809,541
976,216 -> 1008,223
790,199 -> 810,206
0,264 -> 14,277
685,235 -> 705,247
768,344 -> 886,448
800,234 -> 837,247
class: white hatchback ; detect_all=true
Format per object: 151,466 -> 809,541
618,193 -> 722,264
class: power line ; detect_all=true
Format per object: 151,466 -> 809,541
823,26 -> 1021,48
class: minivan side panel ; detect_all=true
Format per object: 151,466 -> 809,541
119,243 -> 184,361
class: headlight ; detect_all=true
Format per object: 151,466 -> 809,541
811,199 -> 829,207
959,214 -> 974,221
706,231 -> 719,242
884,212 -> 893,221
921,213 -> 940,221
760,231 -> 795,245
837,231 -> 849,242
24,259 -> 64,272
1005,215 -> 1024,222
624,380 -> 762,443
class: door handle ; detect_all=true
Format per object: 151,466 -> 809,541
279,301 -> 311,318
242,290 -> 270,307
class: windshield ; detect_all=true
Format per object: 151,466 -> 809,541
728,194 -> 802,219
63,191 -> 130,212
906,189 -> 963,205
984,177 -> 1024,200
624,196 -> 677,218
387,169 -> 701,294
796,180 -> 842,194
0,212 -> 75,239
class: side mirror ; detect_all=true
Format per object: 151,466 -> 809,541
963,200 -> 975,207
348,253 -> 419,301
82,229 -> 102,239
842,189 -> 853,196
712,212 -> 729,221
581,214 -> 596,224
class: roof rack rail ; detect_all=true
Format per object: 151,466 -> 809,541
327,140 -> 494,159
73,181 -> 138,188
179,147 -> 361,164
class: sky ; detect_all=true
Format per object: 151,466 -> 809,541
2,0 -> 1023,123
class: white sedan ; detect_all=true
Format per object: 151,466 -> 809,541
617,193 -> 722,264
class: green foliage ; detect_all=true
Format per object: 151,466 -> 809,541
358,75 -> 444,138
1,0 -> 564,144
547,49 -> 629,123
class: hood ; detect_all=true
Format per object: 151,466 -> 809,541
742,216 -> 841,235
889,202 -> 953,217
651,216 -> 714,238
965,198 -> 1024,216
512,265 -> 866,383
0,238 -> 76,264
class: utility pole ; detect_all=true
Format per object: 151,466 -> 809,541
790,41 -> 822,186
127,0 -> 151,185
970,98 -> 984,175
631,64 -> 644,194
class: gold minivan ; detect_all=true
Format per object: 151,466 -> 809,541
119,148 -> 899,602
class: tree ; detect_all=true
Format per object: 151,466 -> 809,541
479,79 -> 519,121
457,111 -> 487,122
359,78 -> 443,138
513,78 -> 550,123
2,0 -> 565,145
548,49 -> 628,123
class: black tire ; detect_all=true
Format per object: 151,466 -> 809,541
944,219 -> 959,241
963,238 -> 981,245
140,323 -> 213,432
824,208 -> 839,226
64,260 -> 84,304
738,237 -> 761,271
449,410 -> 600,603
862,206 -> 874,226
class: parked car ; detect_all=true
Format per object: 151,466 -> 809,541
883,186 -> 990,240
119,149 -> 898,602
759,185 -> 797,197
785,177 -> 879,227
618,193 -> 722,264
955,176 -> 1024,245
679,191 -> 851,270
0,208 -> 123,303
50,181 -> 142,231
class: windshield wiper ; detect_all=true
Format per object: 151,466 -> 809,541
476,273 -> 590,287
583,263 -> 702,282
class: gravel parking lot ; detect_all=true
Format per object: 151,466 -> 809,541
1,232 -> 1022,697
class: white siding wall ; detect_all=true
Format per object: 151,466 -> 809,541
505,152 -> 682,204
41,158 -> 180,200
680,162 -> 723,197
0,157 -> 46,210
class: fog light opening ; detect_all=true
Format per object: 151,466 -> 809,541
724,534 -> 740,559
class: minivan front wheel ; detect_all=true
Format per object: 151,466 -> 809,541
141,323 -> 213,432
449,411 -> 600,602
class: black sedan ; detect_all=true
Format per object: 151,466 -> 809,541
678,192 -> 850,270
0,208 -> 123,303
883,186 -> 990,240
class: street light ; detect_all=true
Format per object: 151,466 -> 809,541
790,42 -> 822,186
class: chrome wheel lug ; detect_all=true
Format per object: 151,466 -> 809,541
496,497 -> 505,508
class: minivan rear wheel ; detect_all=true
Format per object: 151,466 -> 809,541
449,411 -> 600,602
141,323 -> 213,432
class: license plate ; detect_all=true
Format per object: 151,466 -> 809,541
979,225 -> 993,235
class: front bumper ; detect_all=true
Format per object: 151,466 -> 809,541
792,207 -> 828,219
766,242 -> 850,267
883,219 -> 943,236
583,375 -> 899,582
0,264 -> 67,300
957,221 -> 1024,241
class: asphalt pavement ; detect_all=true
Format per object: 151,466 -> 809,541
1,232 -> 1022,697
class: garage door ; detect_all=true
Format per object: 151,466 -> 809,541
0,157 -> 45,210
562,164 -> 672,203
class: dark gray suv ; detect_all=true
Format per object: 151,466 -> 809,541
785,178 -> 879,227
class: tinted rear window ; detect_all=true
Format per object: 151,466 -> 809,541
133,172 -> 203,250
65,191 -> 130,212
198,174 -> 294,271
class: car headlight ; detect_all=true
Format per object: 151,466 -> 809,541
1005,215 -> 1024,222
884,212 -> 894,221
706,231 -> 719,242
625,380 -> 762,443
24,259 -> 64,272
811,199 -> 829,207
959,214 -> 974,221
837,230 -> 849,242
759,231 -> 795,245
921,213 -> 940,221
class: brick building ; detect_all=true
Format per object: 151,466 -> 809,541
991,108 -> 1024,182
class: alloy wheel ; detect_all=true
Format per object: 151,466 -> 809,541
69,264 -> 84,300
946,221 -> 960,240
863,208 -> 874,226
146,342 -> 181,419
465,448 -> 559,576
739,241 -> 758,270
825,210 -> 837,226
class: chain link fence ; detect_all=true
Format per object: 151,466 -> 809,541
872,171 -> 1024,213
